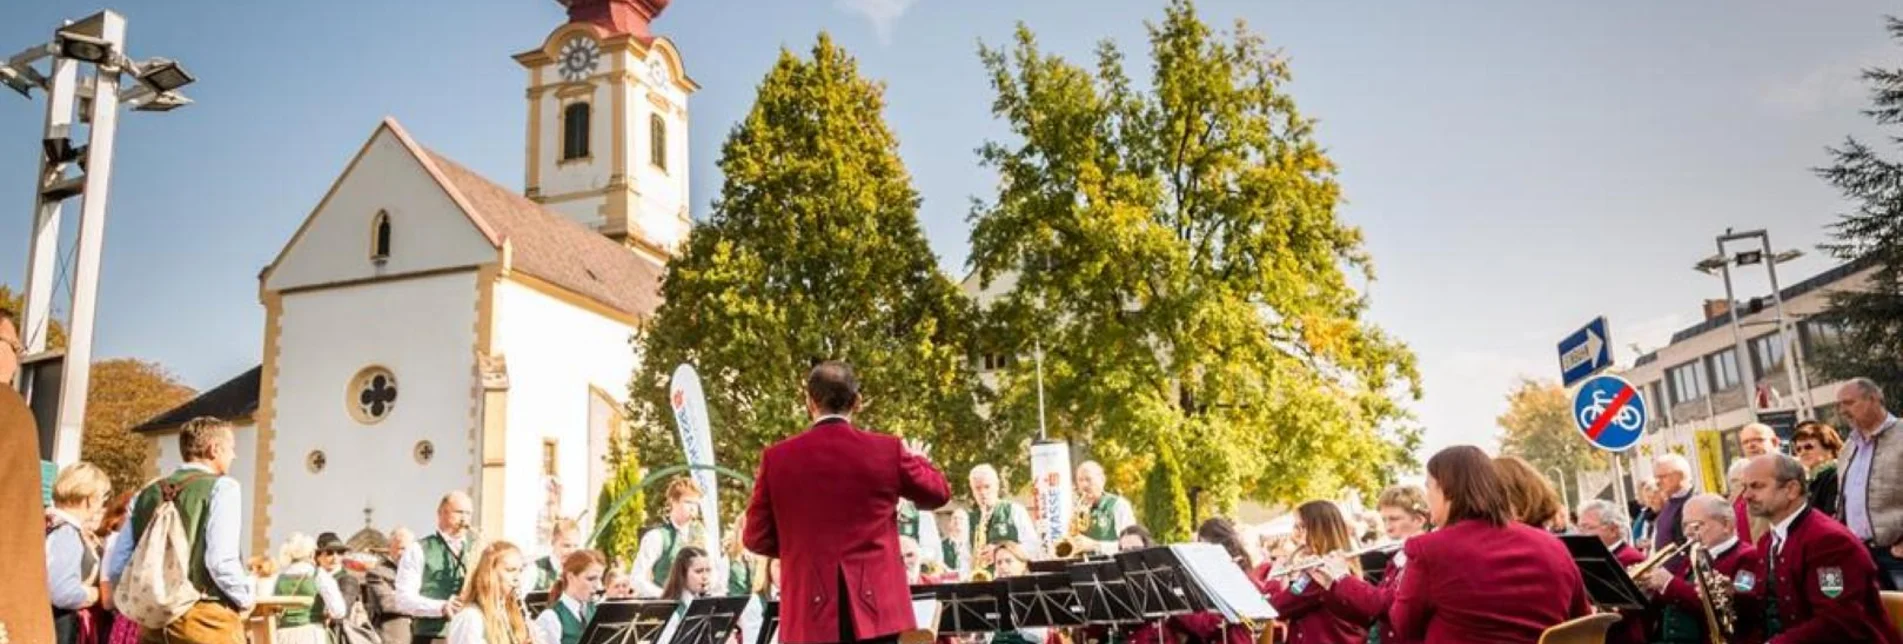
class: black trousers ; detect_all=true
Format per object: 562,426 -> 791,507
832,574 -> 900,644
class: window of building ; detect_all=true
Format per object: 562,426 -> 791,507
563,102 -> 591,161
347,366 -> 398,424
1750,332 -> 1786,377
1668,361 -> 1707,405
414,440 -> 434,466
1710,349 -> 1741,391
649,113 -> 667,170
370,210 -> 392,261
542,439 -> 559,478
1804,319 -> 1846,352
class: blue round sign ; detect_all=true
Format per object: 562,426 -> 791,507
1572,374 -> 1647,452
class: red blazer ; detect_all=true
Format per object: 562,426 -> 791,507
1163,612 -> 1252,644
1264,577 -> 1367,644
1389,520 -> 1591,644
1605,541 -> 1648,644
1326,554 -> 1412,644
1747,506 -> 1901,644
1735,496 -> 1754,544
1652,539 -> 1763,644
744,418 -> 952,644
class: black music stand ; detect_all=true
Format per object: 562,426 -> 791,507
1068,559 -> 1143,625
526,590 -> 552,616
1560,535 -> 1649,611
755,600 -> 779,644
1113,547 -> 1200,618
579,600 -> 680,644
1166,544 -> 1276,624
1004,572 -> 1086,628
1358,549 -> 1396,586
919,581 -> 1013,634
667,596 -> 752,644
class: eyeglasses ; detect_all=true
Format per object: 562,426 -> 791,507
1794,444 -> 1818,453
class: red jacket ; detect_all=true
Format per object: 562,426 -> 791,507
1736,496 -> 1754,544
1607,541 -> 1648,644
1652,539 -> 1763,644
744,418 -> 952,643
1389,520 -> 1590,644
1326,554 -> 1411,644
1163,612 -> 1252,644
1264,577 -> 1367,644
1747,506 -> 1901,644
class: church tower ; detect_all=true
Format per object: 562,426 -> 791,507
514,0 -> 696,265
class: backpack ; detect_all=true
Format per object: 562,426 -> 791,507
113,473 -> 211,629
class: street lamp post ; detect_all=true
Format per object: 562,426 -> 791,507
4,10 -> 195,465
1696,230 -> 1811,426
1547,465 -> 1570,510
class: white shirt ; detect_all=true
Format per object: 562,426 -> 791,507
1709,535 -> 1740,559
396,530 -> 471,617
445,608 -> 488,644
279,562 -> 348,620
631,521 -> 689,598
1770,503 -> 1808,557
535,594 -> 587,644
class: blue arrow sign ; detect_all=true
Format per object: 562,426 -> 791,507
1572,374 -> 1647,452
1557,316 -> 1613,388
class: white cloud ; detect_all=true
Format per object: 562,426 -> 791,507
834,0 -> 917,45
1616,312 -> 1691,364
1762,46 -> 1895,115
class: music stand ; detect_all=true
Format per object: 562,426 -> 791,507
1004,573 -> 1086,628
1113,548 -> 1197,618
755,600 -> 779,644
1068,559 -> 1143,625
1166,544 -> 1276,624
579,600 -> 679,644
919,581 -> 1012,634
525,590 -> 552,616
666,596 -> 752,644
1358,549 -> 1396,586
1560,535 -> 1649,611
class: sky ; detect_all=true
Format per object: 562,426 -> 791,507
1,0 -> 1896,465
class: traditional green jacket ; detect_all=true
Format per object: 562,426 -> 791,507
273,572 -> 327,629
553,598 -> 595,644
128,469 -> 227,605
412,533 -> 474,638
1083,494 -> 1129,542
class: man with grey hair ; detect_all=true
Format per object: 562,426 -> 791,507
1836,377 -> 1903,590
1740,453 -> 1900,641
1651,453 -> 1695,550
365,526 -> 415,644
1577,499 -> 1643,566
965,463 -> 1038,571
1639,493 -> 1765,642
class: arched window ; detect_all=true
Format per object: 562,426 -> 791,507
370,210 -> 392,261
649,113 -> 667,171
563,102 -> 591,160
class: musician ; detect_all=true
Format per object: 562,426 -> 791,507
1738,453 -> 1901,643
533,549 -> 606,644
1494,456 -> 1566,533
1073,461 -> 1137,555
1390,446 -> 1590,643
1319,484 -> 1430,644
397,490 -> 481,644
661,546 -> 716,608
445,541 -> 541,644
1078,527 -> 1161,644
1117,525 -> 1153,552
1263,502 -> 1368,644
729,513 -> 763,596
739,559 -> 783,644
742,360 -> 953,644
1636,493 -> 1763,644
967,464 -> 1039,570
633,477 -> 704,598
981,542 -> 1049,644
1576,499 -> 1646,644
530,519 -> 582,593
1160,519 -> 1254,644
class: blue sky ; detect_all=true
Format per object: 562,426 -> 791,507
1,1 -> 1895,461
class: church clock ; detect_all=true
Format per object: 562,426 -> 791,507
558,36 -> 600,82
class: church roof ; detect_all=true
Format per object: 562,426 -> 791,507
132,365 -> 263,434
419,147 -> 665,320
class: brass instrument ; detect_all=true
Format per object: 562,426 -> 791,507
1626,540 -> 1684,580
969,569 -> 994,582
1262,542 -> 1401,580
1053,508 -> 1095,559
1685,542 -> 1737,644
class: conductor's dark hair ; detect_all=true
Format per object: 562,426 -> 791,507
806,360 -> 860,414
1428,445 -> 1512,527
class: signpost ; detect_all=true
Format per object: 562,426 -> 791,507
1557,317 -> 1613,388
1572,374 -> 1649,453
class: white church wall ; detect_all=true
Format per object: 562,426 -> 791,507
629,49 -> 689,254
151,421 -> 259,551
264,271 -> 479,548
490,278 -> 638,553
265,127 -> 495,294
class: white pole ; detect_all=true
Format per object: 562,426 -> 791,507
20,55 -> 76,356
1759,233 -> 1809,420
1716,238 -> 1758,424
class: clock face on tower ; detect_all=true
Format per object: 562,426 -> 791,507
647,57 -> 671,87
559,36 -> 601,82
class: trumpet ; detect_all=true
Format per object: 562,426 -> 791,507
1626,540 -> 1684,580
1262,542 -> 1401,580
969,569 -> 994,582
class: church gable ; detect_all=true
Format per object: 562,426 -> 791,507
263,120 -> 498,293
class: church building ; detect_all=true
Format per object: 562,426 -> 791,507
133,0 -> 696,554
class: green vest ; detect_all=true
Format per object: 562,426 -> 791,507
128,469 -> 224,604
1084,495 -> 1126,541
728,556 -> 754,597
274,572 -> 328,629
898,500 -> 921,541
413,533 -> 473,638
554,599 -> 593,644
972,501 -> 1023,550
649,523 -> 682,584
533,556 -> 560,592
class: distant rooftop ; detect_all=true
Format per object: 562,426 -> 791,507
1632,255 -> 1876,368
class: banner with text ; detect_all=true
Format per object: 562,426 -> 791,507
1028,441 -> 1074,553
669,364 -> 722,578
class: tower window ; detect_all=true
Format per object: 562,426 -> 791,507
649,113 -> 667,171
370,210 -> 392,261
563,102 -> 591,161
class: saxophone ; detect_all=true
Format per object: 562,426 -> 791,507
1053,507 -> 1095,559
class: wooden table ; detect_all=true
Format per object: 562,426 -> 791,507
245,596 -> 314,644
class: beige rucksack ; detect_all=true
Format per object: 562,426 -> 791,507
113,473 -> 211,629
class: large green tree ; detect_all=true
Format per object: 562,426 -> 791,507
622,34 -> 991,521
83,359 -> 195,493
967,0 -> 1421,517
1813,16 -> 1903,398
1496,377 -> 1604,506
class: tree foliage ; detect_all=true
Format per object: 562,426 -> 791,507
83,359 -> 195,494
1813,16 -> 1903,398
594,439 -> 646,566
967,0 -> 1421,516
623,34 -> 991,521
1,284 -> 68,350
1496,377 -> 1604,499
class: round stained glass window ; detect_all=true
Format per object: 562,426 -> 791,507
347,366 -> 398,424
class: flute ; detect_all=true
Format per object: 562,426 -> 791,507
1261,542 -> 1402,579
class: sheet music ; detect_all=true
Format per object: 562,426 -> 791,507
1168,544 -> 1278,621
911,598 -> 940,630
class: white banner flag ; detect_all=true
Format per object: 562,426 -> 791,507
1028,441 -> 1074,553
669,364 -> 722,577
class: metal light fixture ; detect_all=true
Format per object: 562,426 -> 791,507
131,92 -> 190,112
1693,254 -> 1727,275
1773,249 -> 1803,264
54,31 -> 113,64
135,58 -> 192,93
41,137 -> 82,165
1733,250 -> 1765,266
0,65 -> 32,98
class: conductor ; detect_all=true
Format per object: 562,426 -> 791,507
744,361 -> 952,644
